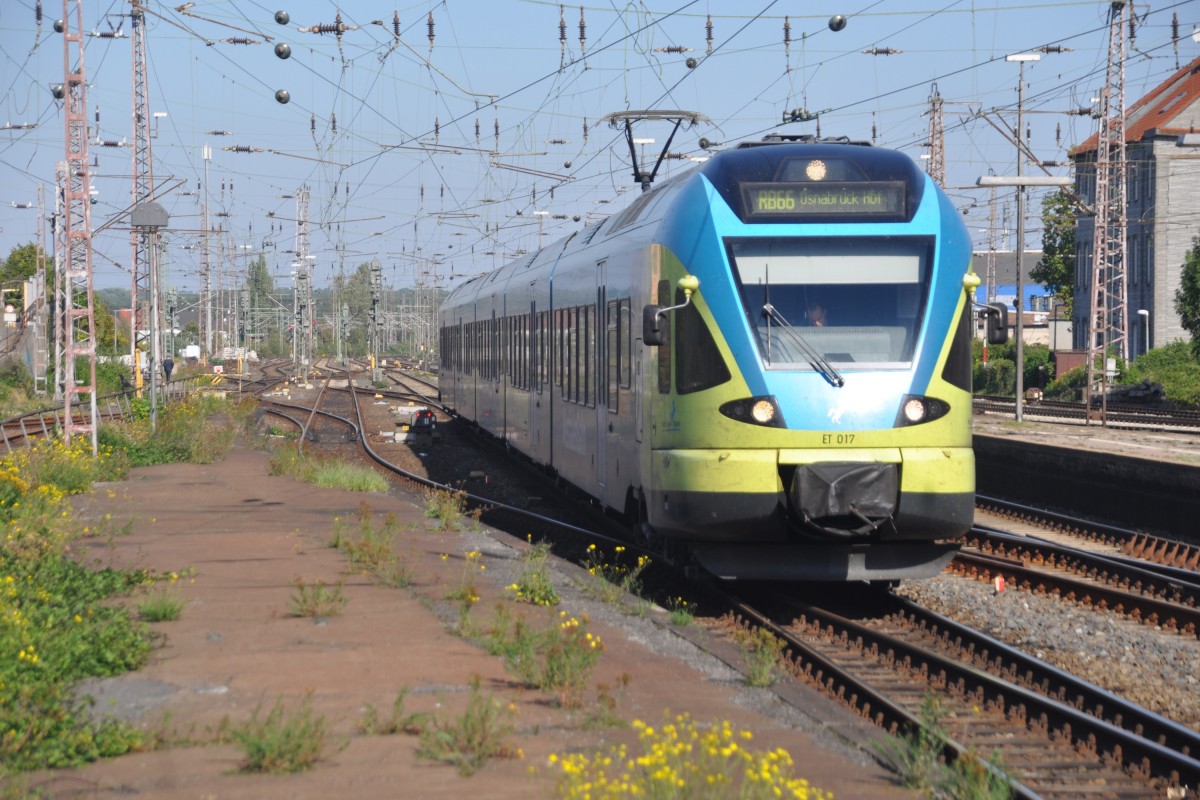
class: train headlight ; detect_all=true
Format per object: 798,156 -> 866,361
719,396 -> 785,427
894,394 -> 950,427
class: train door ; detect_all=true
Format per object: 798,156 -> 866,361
595,261 -> 607,494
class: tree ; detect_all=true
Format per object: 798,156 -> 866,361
1174,234 -> 1200,357
1031,189 -> 1077,318
245,254 -> 276,308
0,242 -> 44,286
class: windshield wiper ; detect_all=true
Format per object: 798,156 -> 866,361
762,302 -> 845,388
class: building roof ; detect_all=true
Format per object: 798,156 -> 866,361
1070,54 -> 1200,156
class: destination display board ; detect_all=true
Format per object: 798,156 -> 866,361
741,181 -> 906,220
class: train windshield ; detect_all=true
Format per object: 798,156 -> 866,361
727,236 -> 932,370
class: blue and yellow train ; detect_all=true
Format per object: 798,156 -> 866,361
439,135 -> 978,581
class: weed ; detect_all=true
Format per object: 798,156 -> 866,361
359,688 -> 428,736
546,712 -> 829,799
943,748 -> 1017,800
230,696 -> 336,774
496,611 -> 605,709
577,544 -> 651,610
446,549 -> 485,609
580,673 -> 632,730
872,694 -> 1016,799
871,693 -> 948,792
288,578 -> 347,618
507,541 -> 560,607
330,505 -> 412,587
667,595 -> 696,625
138,590 -> 185,622
416,678 -> 518,776
422,487 -> 476,531
732,626 -> 785,688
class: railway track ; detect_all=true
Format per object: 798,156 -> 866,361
973,396 -> 1200,431
724,588 -> 1200,798
977,496 -> 1200,572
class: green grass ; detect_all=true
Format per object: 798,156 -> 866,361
99,393 -> 252,467
269,448 -> 389,493
138,590 -> 185,622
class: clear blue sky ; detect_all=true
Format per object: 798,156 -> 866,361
1,0 -> 1197,294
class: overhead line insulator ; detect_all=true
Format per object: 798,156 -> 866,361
863,47 -> 902,55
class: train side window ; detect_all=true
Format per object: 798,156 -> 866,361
584,303 -> 595,408
656,280 -> 671,394
619,298 -> 632,389
571,306 -> 580,403
553,309 -> 563,388
521,314 -> 529,390
491,315 -> 498,382
539,311 -> 549,392
607,299 -> 619,412
571,307 -> 580,407
502,316 -> 509,382
676,292 -> 731,394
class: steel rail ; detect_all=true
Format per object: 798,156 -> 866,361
892,593 -> 1200,762
767,594 -> 1200,793
977,495 -> 1200,572
951,548 -> 1200,637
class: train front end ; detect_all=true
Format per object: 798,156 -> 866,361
645,139 -> 975,581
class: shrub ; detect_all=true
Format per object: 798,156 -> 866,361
1125,340 -> 1200,407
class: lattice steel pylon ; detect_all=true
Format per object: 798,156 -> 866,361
294,186 -> 313,378
1085,0 -> 1130,422
59,0 -> 99,452
925,83 -> 945,187
129,0 -> 157,388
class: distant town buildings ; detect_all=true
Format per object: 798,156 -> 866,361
1070,54 -> 1200,356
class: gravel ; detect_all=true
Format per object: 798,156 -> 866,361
897,574 -> 1200,730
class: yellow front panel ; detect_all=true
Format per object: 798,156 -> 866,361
653,448 -> 781,494
898,447 -> 974,494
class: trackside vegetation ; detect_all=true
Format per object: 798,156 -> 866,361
1,393 -> 247,774
2,394 -> 834,796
